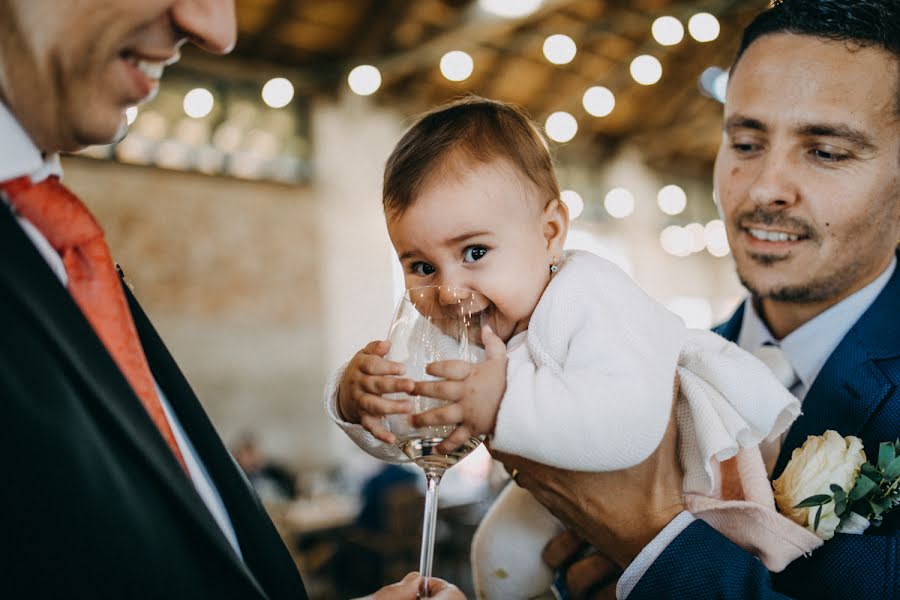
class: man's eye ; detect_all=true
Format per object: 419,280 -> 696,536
463,246 -> 488,263
410,262 -> 435,276
731,142 -> 758,154
811,148 -> 849,162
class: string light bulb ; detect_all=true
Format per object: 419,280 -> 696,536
543,34 -> 577,65
689,13 -> 720,42
348,65 -> 382,95
183,88 -> 214,118
261,77 -> 294,108
630,55 -> 662,85
651,16 -> 684,46
440,51 -> 474,82
582,86 -> 615,117
545,111 -> 578,143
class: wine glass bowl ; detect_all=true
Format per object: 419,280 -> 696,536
384,285 -> 490,472
382,285 -> 492,597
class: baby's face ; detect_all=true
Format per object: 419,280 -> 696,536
387,159 -> 567,343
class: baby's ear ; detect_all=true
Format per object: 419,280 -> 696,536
542,197 -> 569,252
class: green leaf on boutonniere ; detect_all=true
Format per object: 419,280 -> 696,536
878,442 -> 895,471
850,475 -> 878,501
885,455 -> 900,480
830,484 -> 846,501
795,494 -> 832,509
813,505 -> 823,532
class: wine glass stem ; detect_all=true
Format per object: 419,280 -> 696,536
418,469 -> 443,598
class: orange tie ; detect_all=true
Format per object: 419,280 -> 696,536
2,175 -> 189,474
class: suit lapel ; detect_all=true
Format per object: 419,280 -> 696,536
0,205 -> 268,596
125,285 -> 296,597
772,256 -> 900,477
713,302 -> 744,341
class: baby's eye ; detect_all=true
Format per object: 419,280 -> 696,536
463,246 -> 488,263
410,262 -> 436,276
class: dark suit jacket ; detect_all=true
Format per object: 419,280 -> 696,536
0,203 -> 308,599
631,251 -> 900,599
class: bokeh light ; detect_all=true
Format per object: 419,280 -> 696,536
183,88 -> 214,119
543,34 -> 577,65
604,187 -> 635,219
651,16 -> 684,46
630,55 -> 663,85
582,86 -> 615,117
689,13 -> 720,42
348,65 -> 382,96
545,111 -> 578,143
261,77 -> 294,108
560,189 -> 584,219
657,184 -> 687,215
440,51 -> 474,82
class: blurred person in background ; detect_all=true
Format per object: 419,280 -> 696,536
233,432 -> 297,502
516,0 -> 900,598
0,1 -> 462,598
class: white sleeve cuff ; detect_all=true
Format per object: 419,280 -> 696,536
616,511 -> 695,599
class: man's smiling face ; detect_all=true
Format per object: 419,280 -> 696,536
714,33 -> 900,306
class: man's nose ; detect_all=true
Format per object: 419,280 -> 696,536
748,151 -> 800,209
171,0 -> 237,55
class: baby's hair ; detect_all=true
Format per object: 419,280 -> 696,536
383,95 -> 560,218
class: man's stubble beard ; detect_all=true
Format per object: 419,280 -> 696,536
737,251 -> 869,303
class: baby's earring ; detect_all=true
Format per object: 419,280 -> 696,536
549,257 -> 559,274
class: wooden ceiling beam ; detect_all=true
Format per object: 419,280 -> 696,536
245,0 -> 298,56
347,0 -> 415,58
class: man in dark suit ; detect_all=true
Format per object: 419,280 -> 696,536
0,2 -> 461,598
499,0 -> 900,597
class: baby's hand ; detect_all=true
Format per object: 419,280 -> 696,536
337,340 -> 415,444
411,326 -> 508,454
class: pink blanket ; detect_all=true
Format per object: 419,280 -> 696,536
685,446 -> 822,572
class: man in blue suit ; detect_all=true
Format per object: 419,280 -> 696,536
499,0 -> 900,597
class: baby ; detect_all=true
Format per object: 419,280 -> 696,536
326,96 -> 819,598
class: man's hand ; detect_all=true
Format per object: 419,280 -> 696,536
490,393 -> 684,570
543,530 -> 619,600
359,572 -> 466,599
337,340 -> 415,443
410,326 -> 507,454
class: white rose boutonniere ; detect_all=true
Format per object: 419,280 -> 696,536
774,431 -> 900,540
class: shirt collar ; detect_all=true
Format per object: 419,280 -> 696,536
0,101 -> 63,184
738,256 -> 897,394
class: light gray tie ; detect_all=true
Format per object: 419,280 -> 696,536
753,343 -> 799,474
753,343 -> 799,390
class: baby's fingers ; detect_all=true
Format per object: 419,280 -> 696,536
362,374 -> 414,395
358,392 -> 412,416
360,414 -> 396,444
411,402 -> 463,428
413,379 -> 463,402
435,426 -> 474,454
359,353 -> 407,376
482,325 -> 507,360
361,339 -> 391,357
425,360 -> 471,380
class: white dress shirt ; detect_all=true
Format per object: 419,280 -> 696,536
618,258 -> 896,598
0,101 -> 243,559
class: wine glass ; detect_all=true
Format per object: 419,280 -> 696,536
383,285 -> 492,597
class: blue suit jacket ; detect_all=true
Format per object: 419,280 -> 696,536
631,253 -> 900,599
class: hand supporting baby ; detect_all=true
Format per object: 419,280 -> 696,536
337,326 -> 508,453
